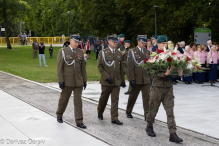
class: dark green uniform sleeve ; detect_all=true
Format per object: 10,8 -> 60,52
98,50 -> 110,80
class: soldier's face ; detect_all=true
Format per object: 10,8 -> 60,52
70,39 -> 79,49
119,37 -> 125,41
157,42 -> 167,49
124,43 -> 130,48
108,40 -> 117,48
137,40 -> 146,48
152,39 -> 156,44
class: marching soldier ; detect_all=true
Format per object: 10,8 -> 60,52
116,34 -> 125,51
97,34 -> 126,125
56,34 -> 87,129
146,35 -> 183,143
122,40 -> 132,95
126,35 -> 152,120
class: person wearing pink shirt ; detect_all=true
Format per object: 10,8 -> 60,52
183,45 -> 193,84
194,45 -> 205,83
147,39 -> 152,53
190,42 -> 196,58
202,45 -> 209,82
207,45 -> 218,83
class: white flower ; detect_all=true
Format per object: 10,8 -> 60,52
187,63 -> 193,69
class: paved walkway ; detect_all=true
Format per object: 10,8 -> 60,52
0,71 -> 219,146
0,90 -> 108,146
44,80 -> 219,140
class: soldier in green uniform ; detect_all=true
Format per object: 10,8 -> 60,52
97,34 -> 126,125
116,34 -> 125,51
56,34 -> 87,129
122,40 -> 132,94
146,35 -> 183,143
126,35 -> 152,120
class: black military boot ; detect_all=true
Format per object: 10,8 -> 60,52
57,117 -> 63,123
169,133 -> 183,143
126,111 -> 133,118
124,90 -> 130,95
146,126 -> 156,137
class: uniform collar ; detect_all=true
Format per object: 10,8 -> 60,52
109,46 -> 115,53
137,46 -> 143,51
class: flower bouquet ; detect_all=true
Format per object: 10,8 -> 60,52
142,45 -> 207,76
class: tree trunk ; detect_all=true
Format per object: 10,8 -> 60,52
3,0 -> 12,49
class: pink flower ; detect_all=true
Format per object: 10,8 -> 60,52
171,52 -> 176,55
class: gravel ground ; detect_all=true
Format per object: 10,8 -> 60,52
0,71 -> 218,146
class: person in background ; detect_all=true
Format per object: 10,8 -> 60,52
151,35 -> 158,52
38,41 -> 47,67
202,45 -> 209,82
194,45 -> 205,84
116,34 -> 125,51
96,40 -> 102,59
23,33 -> 27,45
95,37 -> 100,53
99,41 -> 106,52
190,42 -> 196,57
147,39 -> 152,53
18,32 -> 23,45
86,38 -> 91,59
32,39 -> 39,58
207,45 -> 218,83
49,44 -> 53,58
183,45 -> 192,84
62,34 -> 65,43
63,39 -> 70,47
79,39 -> 85,49
206,40 -> 212,52
83,49 -> 88,66
178,41 -> 186,54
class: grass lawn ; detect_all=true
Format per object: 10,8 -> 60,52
0,46 -> 100,83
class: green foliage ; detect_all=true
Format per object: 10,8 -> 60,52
2,0 -> 219,44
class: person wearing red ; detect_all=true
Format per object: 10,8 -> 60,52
86,38 -> 91,59
116,34 -> 125,51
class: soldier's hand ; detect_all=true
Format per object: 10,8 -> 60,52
59,82 -> 65,89
130,80 -> 135,88
121,82 -> 126,88
165,66 -> 175,76
83,82 -> 87,90
177,67 -> 183,76
106,77 -> 113,84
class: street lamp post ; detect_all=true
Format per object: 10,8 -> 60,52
153,5 -> 159,36
67,11 -> 71,40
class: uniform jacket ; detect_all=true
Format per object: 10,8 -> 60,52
127,46 -> 152,84
178,47 -> 185,54
116,41 -> 125,51
57,47 -> 87,87
152,44 -> 158,52
122,47 -> 131,67
98,47 -> 125,86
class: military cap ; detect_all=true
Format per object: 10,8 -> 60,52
157,35 -> 168,43
71,33 -> 81,42
137,35 -> 147,43
151,35 -> 158,40
124,40 -> 131,43
119,34 -> 125,38
108,34 -> 118,42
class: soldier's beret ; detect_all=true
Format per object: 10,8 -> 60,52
137,35 -> 147,43
124,40 -> 131,43
157,35 -> 168,43
107,34 -> 118,42
71,33 -> 81,42
119,34 -> 125,38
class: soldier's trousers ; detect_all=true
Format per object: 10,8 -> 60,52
126,84 -> 150,118
33,50 -> 38,58
97,85 -> 120,121
56,86 -> 83,124
146,86 -> 176,133
123,66 -> 132,91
